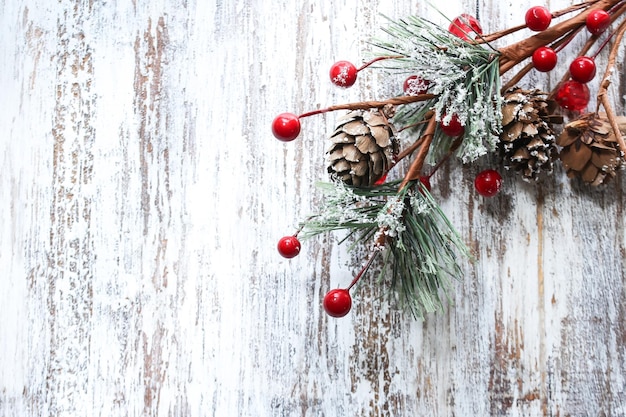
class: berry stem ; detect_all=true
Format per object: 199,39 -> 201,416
596,17 -> 626,155
501,62 -> 533,93
426,138 -> 462,179
480,0 -> 602,44
548,29 -> 600,99
357,55 -> 406,71
391,135 -> 427,167
591,32 -> 615,58
589,1 -> 626,57
499,0 -> 621,75
553,25 -> 585,54
297,94 -> 435,119
346,251 -> 380,291
397,119 -> 431,133
398,116 -> 437,191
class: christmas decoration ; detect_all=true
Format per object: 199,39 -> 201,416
532,46 -> 558,72
499,87 -> 561,181
555,80 -> 591,111
273,0 -> 626,318
439,114 -> 465,137
569,56 -> 597,83
448,14 -> 483,40
557,113 -> 626,185
525,6 -> 552,31
323,289 -> 352,317
474,169 -> 504,197
419,176 -> 432,192
327,106 -> 398,186
277,235 -> 301,259
272,113 -> 301,142
403,75 -> 430,96
586,9 -> 612,34
330,60 -> 359,88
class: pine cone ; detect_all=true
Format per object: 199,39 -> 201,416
499,87 -> 562,181
327,106 -> 397,186
556,113 -> 626,185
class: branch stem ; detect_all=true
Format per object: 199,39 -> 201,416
480,0 -> 603,44
398,116 -> 438,190
298,94 -> 435,119
499,0 -> 621,75
346,251 -> 380,291
358,55 -> 406,71
596,17 -> 626,155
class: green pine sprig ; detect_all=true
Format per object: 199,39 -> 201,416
370,15 -> 503,165
300,179 -> 471,318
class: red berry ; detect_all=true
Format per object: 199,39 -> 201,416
569,56 -> 596,83
323,289 -> 352,318
532,46 -> 558,72
403,75 -> 430,95
272,113 -> 301,142
448,14 -> 483,41
439,114 -> 464,137
419,176 -> 432,192
374,173 -> 388,185
555,80 -> 590,111
525,6 -> 552,31
474,169 -> 502,197
586,9 -> 611,35
277,235 -> 301,258
329,60 -> 358,88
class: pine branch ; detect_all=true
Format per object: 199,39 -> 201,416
370,15 -> 503,165
299,180 -> 471,318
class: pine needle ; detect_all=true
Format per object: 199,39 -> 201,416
369,15 -> 503,165
300,180 -> 471,318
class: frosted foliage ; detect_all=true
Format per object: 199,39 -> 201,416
408,190 -> 429,215
305,181 -> 436,246
375,16 -> 503,163
315,182 -> 371,225
375,197 -> 406,238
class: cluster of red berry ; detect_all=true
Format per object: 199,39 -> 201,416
528,6 -> 612,111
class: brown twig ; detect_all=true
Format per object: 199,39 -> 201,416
298,94 -> 435,119
600,95 -> 626,154
357,55 -> 406,71
596,17 -> 626,155
480,0 -> 603,44
498,0 -> 621,75
391,136 -> 426,168
425,138 -> 463,178
547,28 -> 598,99
398,116 -> 438,191
502,63 -> 534,92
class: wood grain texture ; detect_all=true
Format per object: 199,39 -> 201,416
1,0 -> 625,416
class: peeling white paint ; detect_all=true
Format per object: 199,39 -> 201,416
1,0 -> 625,416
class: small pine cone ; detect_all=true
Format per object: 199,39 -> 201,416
327,106 -> 397,187
556,113 -> 626,185
499,87 -> 562,181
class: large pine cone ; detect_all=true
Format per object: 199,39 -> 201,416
327,107 -> 397,186
499,87 -> 562,181
557,113 -> 626,185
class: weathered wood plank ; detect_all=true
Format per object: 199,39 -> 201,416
1,0 -> 625,416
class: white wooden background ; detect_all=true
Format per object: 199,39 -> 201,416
1,0 -> 625,416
